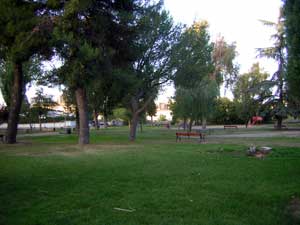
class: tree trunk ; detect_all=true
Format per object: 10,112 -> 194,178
75,105 -> 80,134
93,110 -> 99,130
6,62 -> 23,144
140,121 -> 143,133
39,116 -> 42,131
103,111 -> 108,128
129,113 -> 139,141
188,119 -> 193,132
129,95 -> 154,141
183,118 -> 187,130
202,117 -> 207,129
75,87 -> 89,145
276,116 -> 283,129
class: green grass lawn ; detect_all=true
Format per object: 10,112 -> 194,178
0,127 -> 300,225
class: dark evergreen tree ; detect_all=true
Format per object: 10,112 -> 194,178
284,0 -> 300,99
0,0 -> 60,143
53,0 -> 137,144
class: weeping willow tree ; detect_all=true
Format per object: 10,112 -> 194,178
172,78 -> 218,131
171,21 -> 235,129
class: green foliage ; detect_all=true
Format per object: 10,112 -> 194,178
87,70 -> 127,120
157,114 -> 167,122
284,0 -> 300,98
257,13 -> 295,126
171,21 -> 218,124
233,63 -> 270,124
0,60 -> 13,107
62,87 -> 76,114
0,0 -> 56,63
53,0 -> 138,89
173,21 -> 213,88
211,97 -> 243,124
146,100 -> 157,118
31,88 -> 57,119
212,36 -> 239,87
113,107 -> 131,123
172,78 -> 219,123
0,56 -> 44,107
125,2 -> 181,108
19,96 -> 34,124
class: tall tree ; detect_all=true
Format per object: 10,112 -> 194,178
0,0 -> 58,143
172,79 -> 218,131
233,63 -> 270,127
257,10 -> 288,129
212,36 -> 239,87
125,2 -> 181,141
171,21 -> 217,129
173,21 -> 213,88
283,0 -> 300,99
54,0 -> 137,144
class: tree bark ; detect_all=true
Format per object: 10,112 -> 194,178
183,118 -> 187,130
75,87 -> 89,145
202,117 -> 207,129
39,116 -> 42,131
276,116 -> 283,130
129,113 -> 139,141
93,110 -> 99,130
75,105 -> 80,134
188,119 -> 193,132
128,95 -> 154,141
140,121 -> 143,133
103,113 -> 108,128
6,62 -> 23,144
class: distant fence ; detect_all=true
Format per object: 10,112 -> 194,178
0,121 -> 76,129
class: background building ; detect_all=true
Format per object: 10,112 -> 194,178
147,102 -> 172,121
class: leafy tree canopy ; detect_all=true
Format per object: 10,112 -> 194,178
284,0 -> 300,98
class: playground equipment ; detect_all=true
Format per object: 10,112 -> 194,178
251,116 -> 263,125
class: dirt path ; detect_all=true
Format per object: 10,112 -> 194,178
210,130 -> 300,138
17,132 -> 60,137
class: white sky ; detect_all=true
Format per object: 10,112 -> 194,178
158,0 -> 282,102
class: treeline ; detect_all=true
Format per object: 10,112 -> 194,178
171,2 -> 300,130
0,0 -> 182,144
0,0 -> 299,144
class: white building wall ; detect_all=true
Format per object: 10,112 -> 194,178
147,102 -> 172,121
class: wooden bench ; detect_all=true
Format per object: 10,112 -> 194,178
176,132 -> 205,142
274,124 -> 288,129
224,125 -> 238,129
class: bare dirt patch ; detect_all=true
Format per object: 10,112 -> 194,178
10,143 -> 142,157
211,130 -> 300,138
